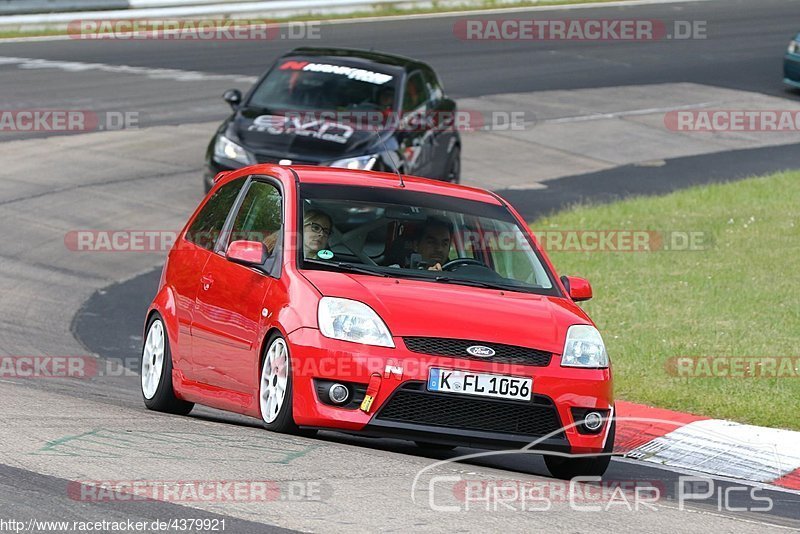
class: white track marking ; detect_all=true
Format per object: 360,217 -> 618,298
629,419 -> 800,483
0,55 -> 257,83
543,102 -> 722,124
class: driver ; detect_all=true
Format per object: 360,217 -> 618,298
415,218 -> 452,271
378,86 -> 395,110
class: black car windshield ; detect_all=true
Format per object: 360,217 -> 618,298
298,184 -> 559,295
248,58 -> 398,113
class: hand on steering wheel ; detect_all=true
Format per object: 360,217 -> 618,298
440,258 -> 488,271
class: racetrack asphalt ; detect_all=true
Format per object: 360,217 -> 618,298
2,0 -> 800,531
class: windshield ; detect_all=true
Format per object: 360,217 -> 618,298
248,58 -> 398,113
298,184 -> 558,295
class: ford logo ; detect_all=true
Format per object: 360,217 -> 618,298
466,345 -> 495,358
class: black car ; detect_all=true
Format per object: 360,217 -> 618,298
204,47 -> 461,192
785,33 -> 800,89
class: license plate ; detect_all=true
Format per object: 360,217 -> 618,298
427,368 -> 532,401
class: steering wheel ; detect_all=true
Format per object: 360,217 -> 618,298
441,258 -> 488,271
347,101 -> 380,111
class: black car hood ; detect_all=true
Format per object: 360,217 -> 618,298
233,106 -> 384,164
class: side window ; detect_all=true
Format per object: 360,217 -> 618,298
227,180 -> 282,255
422,69 -> 443,106
403,72 -> 430,112
185,178 -> 244,251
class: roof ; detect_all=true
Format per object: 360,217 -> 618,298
218,164 -> 504,206
284,47 -> 430,72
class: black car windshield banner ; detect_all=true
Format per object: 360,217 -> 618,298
279,60 -> 394,85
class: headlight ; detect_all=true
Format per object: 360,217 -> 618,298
789,40 -> 799,55
328,155 -> 377,170
561,325 -> 608,368
214,135 -> 253,165
318,297 -> 395,348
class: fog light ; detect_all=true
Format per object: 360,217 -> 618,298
328,383 -> 350,405
583,411 -> 604,431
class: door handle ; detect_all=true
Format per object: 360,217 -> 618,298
200,274 -> 214,291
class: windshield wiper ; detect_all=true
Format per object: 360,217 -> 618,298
305,259 -> 389,277
433,276 -> 520,291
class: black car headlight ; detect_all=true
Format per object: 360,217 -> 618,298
327,155 -> 378,170
214,135 -> 254,166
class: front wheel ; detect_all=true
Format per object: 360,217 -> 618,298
544,419 -> 615,480
141,314 -> 194,415
259,333 -> 301,433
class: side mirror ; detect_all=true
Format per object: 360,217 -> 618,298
226,240 -> 266,266
223,89 -> 242,109
438,96 -> 456,111
561,275 -> 592,302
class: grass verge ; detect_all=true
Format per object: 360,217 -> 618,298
531,171 -> 800,430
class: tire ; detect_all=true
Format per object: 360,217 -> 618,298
444,146 -> 461,183
141,314 -> 194,415
415,441 -> 457,451
259,333 -> 303,434
544,419 -> 615,480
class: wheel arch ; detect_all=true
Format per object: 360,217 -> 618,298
258,326 -> 289,371
145,285 -> 179,349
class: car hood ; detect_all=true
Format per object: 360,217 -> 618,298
302,270 -> 592,354
232,106 -> 383,164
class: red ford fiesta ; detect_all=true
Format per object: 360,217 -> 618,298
141,164 -> 614,478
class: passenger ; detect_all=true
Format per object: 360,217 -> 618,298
303,208 -> 333,259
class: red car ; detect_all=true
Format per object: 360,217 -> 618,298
141,164 -> 614,478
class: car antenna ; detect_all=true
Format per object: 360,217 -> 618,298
378,133 -> 405,188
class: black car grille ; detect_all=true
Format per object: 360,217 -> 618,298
403,337 -> 552,366
376,382 -> 564,437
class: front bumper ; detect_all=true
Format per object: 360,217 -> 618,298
784,54 -> 800,87
287,328 -> 613,453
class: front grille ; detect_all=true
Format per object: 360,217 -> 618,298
376,382 -> 563,437
403,337 -> 552,366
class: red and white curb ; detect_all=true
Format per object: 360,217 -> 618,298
615,402 -> 800,491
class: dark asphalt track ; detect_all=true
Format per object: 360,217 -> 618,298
0,0 -> 796,95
